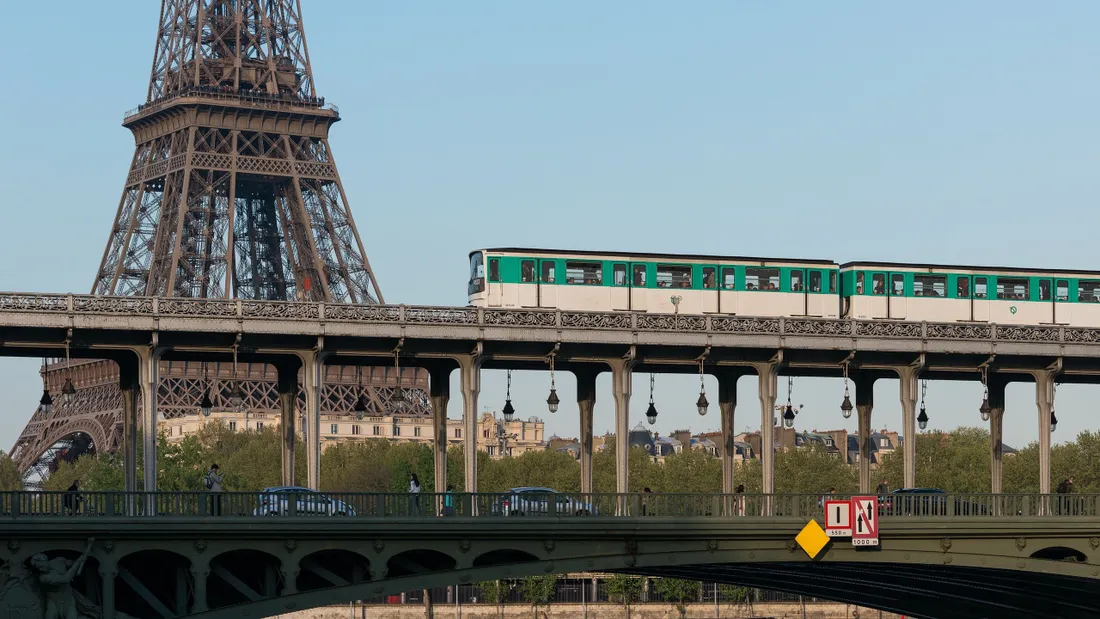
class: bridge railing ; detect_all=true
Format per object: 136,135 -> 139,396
3,491 -> 1097,519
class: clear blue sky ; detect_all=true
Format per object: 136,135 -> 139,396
1,1 -> 1098,456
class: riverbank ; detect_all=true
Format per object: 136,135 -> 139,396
273,602 -> 902,618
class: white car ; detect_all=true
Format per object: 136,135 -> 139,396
254,486 -> 356,516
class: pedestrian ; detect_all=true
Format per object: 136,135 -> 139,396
641,487 -> 652,516
819,486 -> 837,510
1056,477 -> 1075,514
735,484 -> 745,517
63,479 -> 82,515
442,484 -> 455,517
875,478 -> 889,495
205,464 -> 224,516
408,473 -> 421,515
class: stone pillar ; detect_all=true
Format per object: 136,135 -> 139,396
608,357 -> 635,494
755,364 -> 779,498
99,563 -> 117,619
429,367 -> 451,494
301,351 -> 327,490
118,357 -> 140,494
987,376 -> 1007,494
717,371 -> 739,495
855,374 -> 875,494
276,359 -> 301,487
139,348 -> 162,494
191,559 -> 210,613
896,367 -> 919,490
575,369 -> 598,495
1035,371 -> 1054,496
458,355 -> 483,494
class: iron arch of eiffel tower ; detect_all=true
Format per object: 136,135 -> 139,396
9,0 -> 430,483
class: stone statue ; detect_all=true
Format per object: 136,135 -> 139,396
0,539 -> 135,619
29,538 -> 95,619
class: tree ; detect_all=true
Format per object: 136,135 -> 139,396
476,580 -> 513,619
653,577 -> 701,618
0,451 -> 21,491
605,574 -> 644,619
879,427 -> 990,492
774,446 -> 858,494
520,575 -> 558,619
718,584 -> 754,617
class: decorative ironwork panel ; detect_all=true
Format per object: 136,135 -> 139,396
1064,328 -> 1100,343
710,317 -> 780,334
0,294 -> 69,312
637,314 -> 706,331
325,305 -> 401,322
241,301 -> 319,320
855,321 -> 923,338
158,299 -> 238,317
559,312 -> 632,330
404,308 -> 479,325
72,296 -> 155,315
784,319 -> 853,336
484,309 -> 557,327
996,326 -> 1060,342
926,323 -> 993,340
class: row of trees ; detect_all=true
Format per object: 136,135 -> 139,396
1,422 -> 1097,493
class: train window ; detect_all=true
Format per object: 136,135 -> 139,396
488,259 -> 501,283
469,253 -> 485,294
565,261 -> 602,285
521,260 -> 535,283
657,265 -> 692,289
809,271 -> 822,293
633,264 -> 647,287
702,267 -> 717,290
541,261 -> 556,284
790,271 -> 803,292
871,273 -> 886,295
722,268 -> 736,290
856,272 -> 865,295
891,274 -> 904,296
613,264 -> 627,286
1056,280 -> 1069,301
913,275 -> 946,297
1038,280 -> 1052,301
957,277 -> 970,298
829,271 -> 837,294
745,268 -> 779,291
996,277 -> 1029,300
974,277 -> 987,299
1078,280 -> 1100,302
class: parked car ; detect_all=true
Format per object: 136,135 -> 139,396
888,488 -> 988,516
491,487 -> 599,517
254,486 -> 356,516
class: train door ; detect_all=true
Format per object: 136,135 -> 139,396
487,257 -> 503,307
630,263 -> 648,311
518,259 -> 538,307
972,276 -> 990,321
701,266 -> 719,313
868,272 -> 888,319
888,273 -> 907,319
806,270 -> 825,317
610,263 -> 629,311
538,259 -> 558,308
1054,279 -> 1071,324
790,268 -> 807,315
1038,278 -> 1055,323
718,266 -> 737,315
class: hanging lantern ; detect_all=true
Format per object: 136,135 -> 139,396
502,370 -> 515,422
200,390 -> 214,417
696,360 -> 708,416
646,374 -> 658,425
546,355 -> 559,413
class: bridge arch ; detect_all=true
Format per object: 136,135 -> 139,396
116,549 -> 193,617
296,549 -> 370,593
385,549 -> 457,579
1030,546 -> 1089,563
207,549 -> 284,611
472,549 -> 540,568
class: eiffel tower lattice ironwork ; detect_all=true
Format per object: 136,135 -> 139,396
10,0 -> 430,483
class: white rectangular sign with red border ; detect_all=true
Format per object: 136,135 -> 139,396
851,496 -> 879,546
824,500 -> 852,538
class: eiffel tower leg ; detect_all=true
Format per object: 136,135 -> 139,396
119,357 -> 140,494
276,360 -> 301,487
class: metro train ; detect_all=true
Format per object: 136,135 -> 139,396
468,248 -> 1100,328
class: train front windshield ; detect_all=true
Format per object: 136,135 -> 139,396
469,252 -> 486,295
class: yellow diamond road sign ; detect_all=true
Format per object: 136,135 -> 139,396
795,520 -> 830,559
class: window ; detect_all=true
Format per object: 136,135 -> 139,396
633,264 -> 646,287
468,253 -> 485,295
1038,279 -> 1051,301
722,267 -> 736,290
565,261 -> 602,285
330,424 -> 338,434
891,274 -> 904,296
856,272 -> 865,295
487,446 -> 495,456
228,421 -> 237,432
483,429 -> 490,439
414,426 -> 421,437
352,425 -> 361,435
1056,279 -> 1069,301
488,258 -> 500,282
393,424 -> 401,437
871,273 -> 886,295
996,277 -> 1029,300
745,268 -> 779,291
809,271 -> 822,293
1078,280 -> 1100,302
656,264 -> 692,289
790,270 -> 803,292
829,271 -> 837,294
520,260 -> 535,283
974,277 -> 988,299
913,275 -> 946,298
702,267 -> 717,290
454,428 -> 461,438
540,261 -> 555,284
256,422 -> 264,430
373,425 -> 381,436
613,263 -> 627,286
957,277 -> 970,298
880,438 -> 889,448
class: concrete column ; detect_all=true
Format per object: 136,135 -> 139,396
301,351 -> 327,490
429,367 -> 451,494
854,374 -> 875,494
575,370 -> 598,494
191,560 -> 210,613
1035,371 -> 1054,495
458,355 -> 483,493
717,371 -> 739,495
755,364 -> 779,498
139,348 -> 162,494
987,376 -> 1007,494
117,358 -> 140,494
608,357 -> 635,494
896,367 -> 919,490
276,360 -> 301,487
99,562 -> 117,619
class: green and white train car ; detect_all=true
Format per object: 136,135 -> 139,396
840,262 -> 1100,327
469,248 -> 841,318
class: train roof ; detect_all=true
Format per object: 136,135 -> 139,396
840,260 -> 1100,277
474,247 -> 838,266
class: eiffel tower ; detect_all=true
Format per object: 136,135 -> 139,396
9,0 -> 429,483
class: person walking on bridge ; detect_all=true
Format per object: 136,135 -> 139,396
875,478 -> 889,496
408,473 -> 422,516
205,464 -> 224,516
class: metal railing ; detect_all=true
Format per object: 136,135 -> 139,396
124,88 -> 338,121
3,491 -> 1097,520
